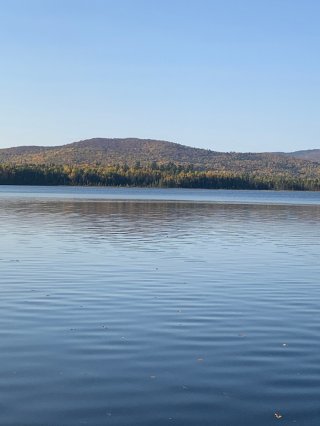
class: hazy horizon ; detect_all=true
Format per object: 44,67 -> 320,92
1,0 -> 319,152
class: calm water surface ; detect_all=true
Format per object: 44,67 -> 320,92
1,187 -> 320,425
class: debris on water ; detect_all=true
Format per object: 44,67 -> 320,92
106,412 -> 112,417
182,385 -> 188,390
274,412 -> 283,419
238,333 -> 246,337
197,357 -> 204,362
282,343 -> 287,347
150,375 -> 156,379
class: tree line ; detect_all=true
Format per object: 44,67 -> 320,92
0,162 -> 320,190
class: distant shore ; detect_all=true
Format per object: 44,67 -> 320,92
1,163 -> 320,191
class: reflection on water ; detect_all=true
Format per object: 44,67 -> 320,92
1,190 -> 320,425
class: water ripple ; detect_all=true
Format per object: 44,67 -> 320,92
0,189 -> 320,425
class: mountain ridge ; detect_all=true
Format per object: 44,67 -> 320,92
284,149 -> 320,162
0,138 -> 319,178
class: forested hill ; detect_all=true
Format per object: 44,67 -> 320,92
284,149 -> 320,162
0,138 -> 217,168
1,137 -> 320,178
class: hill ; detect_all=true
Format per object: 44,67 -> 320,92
1,137 -> 320,178
285,149 -> 320,162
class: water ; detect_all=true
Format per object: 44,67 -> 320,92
1,187 -> 320,425
1,185 -> 320,204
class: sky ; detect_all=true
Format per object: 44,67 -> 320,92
0,0 -> 319,152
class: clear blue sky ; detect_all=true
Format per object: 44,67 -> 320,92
0,0 -> 319,152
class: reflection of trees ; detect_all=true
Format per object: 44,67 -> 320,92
1,200 -> 320,246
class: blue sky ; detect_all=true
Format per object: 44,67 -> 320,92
0,0 -> 319,151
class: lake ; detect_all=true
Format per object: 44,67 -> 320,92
1,186 -> 320,425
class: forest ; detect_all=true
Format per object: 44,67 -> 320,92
0,162 -> 319,190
